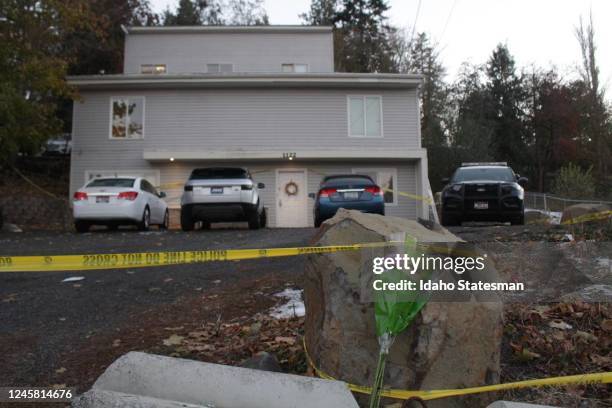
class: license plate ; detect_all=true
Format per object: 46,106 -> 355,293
210,187 -> 224,194
96,196 -> 109,203
343,192 -> 359,200
474,201 -> 488,210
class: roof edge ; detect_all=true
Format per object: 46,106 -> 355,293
124,25 -> 334,35
67,73 -> 424,90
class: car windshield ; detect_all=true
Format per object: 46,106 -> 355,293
452,167 -> 515,182
190,168 -> 249,180
87,178 -> 135,187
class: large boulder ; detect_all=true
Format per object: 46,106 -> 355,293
561,203 -> 612,224
304,209 -> 504,408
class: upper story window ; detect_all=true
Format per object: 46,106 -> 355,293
110,97 -> 145,139
348,96 -> 382,138
141,64 -> 166,74
206,63 -> 234,73
281,63 -> 308,73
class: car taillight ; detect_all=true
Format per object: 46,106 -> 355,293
118,191 -> 138,201
73,191 -> 88,201
365,186 -> 382,196
319,188 -> 337,198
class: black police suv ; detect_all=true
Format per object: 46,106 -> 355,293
440,162 -> 527,226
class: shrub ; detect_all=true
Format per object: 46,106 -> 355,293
551,163 -> 596,199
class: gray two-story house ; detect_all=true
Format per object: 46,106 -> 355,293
68,25 -> 432,228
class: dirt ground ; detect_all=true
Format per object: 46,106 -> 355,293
0,223 -> 610,407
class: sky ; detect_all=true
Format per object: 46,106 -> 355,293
150,0 -> 612,91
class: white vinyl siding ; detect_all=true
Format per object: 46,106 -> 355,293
85,169 -> 160,187
110,97 -> 145,139
352,168 -> 398,205
348,96 -> 382,138
123,31 -> 334,74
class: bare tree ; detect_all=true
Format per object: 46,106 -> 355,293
574,12 -> 610,186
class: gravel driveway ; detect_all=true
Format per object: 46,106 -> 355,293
0,228 -> 315,391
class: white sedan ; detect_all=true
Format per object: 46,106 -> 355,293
73,177 -> 169,232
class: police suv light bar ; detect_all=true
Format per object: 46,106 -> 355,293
461,162 -> 508,167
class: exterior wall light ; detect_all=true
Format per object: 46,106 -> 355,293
283,152 -> 296,161
169,157 -> 175,162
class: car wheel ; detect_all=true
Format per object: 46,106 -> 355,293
180,207 -> 194,231
75,221 -> 90,233
441,213 -> 460,227
248,210 -> 261,230
138,207 -> 150,231
314,217 -> 323,228
259,208 -> 267,228
159,210 -> 169,230
510,213 -> 525,226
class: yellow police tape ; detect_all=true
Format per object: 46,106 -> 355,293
0,241 -> 398,273
561,210 -> 612,225
303,338 -> 612,401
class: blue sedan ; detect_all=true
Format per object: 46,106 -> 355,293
312,175 -> 385,227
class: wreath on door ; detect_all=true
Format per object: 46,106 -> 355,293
284,181 -> 299,196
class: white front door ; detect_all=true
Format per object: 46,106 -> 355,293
276,169 -> 308,228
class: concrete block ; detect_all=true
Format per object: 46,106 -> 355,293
72,351 -> 359,408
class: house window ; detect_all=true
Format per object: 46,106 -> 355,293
348,96 -> 382,137
110,97 -> 144,139
206,63 -> 233,73
141,64 -> 166,74
281,63 -> 308,73
352,168 -> 397,205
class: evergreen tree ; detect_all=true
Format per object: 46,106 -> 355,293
334,0 -> 395,72
299,0 -> 338,26
402,33 -> 448,149
485,44 -> 528,169
163,0 -> 203,25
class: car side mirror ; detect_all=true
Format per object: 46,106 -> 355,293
257,182 -> 265,189
158,191 -> 167,198
308,193 -> 316,199
517,177 -> 528,187
441,177 -> 450,185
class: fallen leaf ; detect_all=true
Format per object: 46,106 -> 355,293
601,319 -> 612,332
274,336 -> 296,345
2,293 -> 18,303
548,320 -> 572,330
164,326 -> 184,331
518,348 -> 541,360
163,334 -> 184,346
590,354 -> 612,366
55,367 -> 67,374
574,331 -> 597,342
